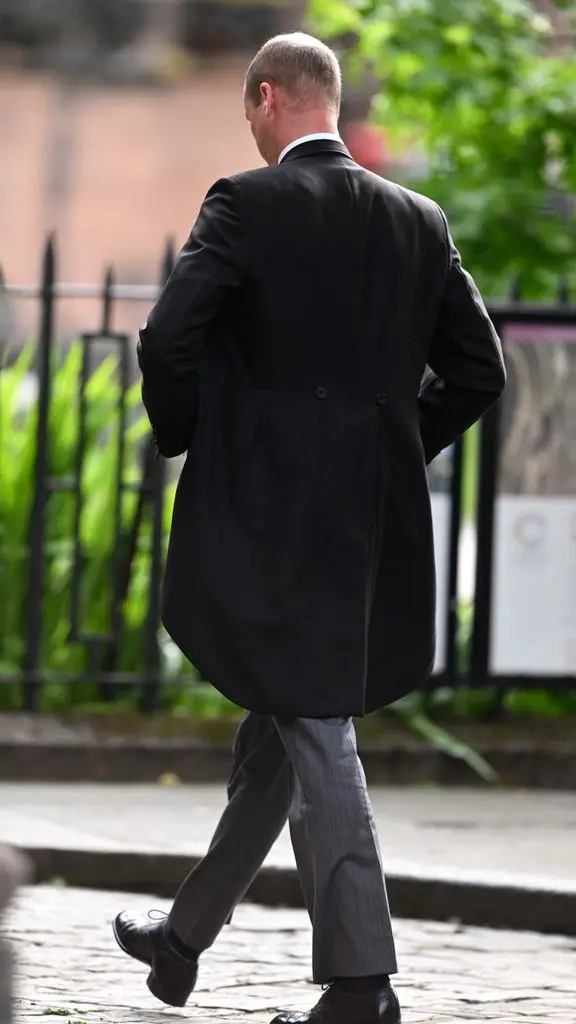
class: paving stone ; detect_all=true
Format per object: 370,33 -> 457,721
4,887 -> 576,1024
2,784 -> 576,882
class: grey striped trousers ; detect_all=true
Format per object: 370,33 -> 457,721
168,713 -> 397,983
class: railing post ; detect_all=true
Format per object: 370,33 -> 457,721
557,277 -> 570,306
510,276 -> 523,303
96,264 -> 116,700
100,264 -> 115,334
445,434 -> 463,678
469,314 -> 503,692
140,454 -> 166,713
0,266 -> 11,365
161,238 -> 176,285
138,239 -> 175,712
22,237 -> 56,711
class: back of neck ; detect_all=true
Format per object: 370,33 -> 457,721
280,118 -> 339,151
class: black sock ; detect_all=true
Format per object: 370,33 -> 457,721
166,926 -> 200,963
334,974 -> 389,994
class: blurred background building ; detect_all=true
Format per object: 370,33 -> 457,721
0,0 -> 403,343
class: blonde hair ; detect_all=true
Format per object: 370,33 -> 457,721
245,32 -> 341,114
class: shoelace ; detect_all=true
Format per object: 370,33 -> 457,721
147,909 -> 168,922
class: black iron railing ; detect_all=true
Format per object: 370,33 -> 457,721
1,241 -> 176,710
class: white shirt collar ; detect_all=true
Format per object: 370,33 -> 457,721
278,133 -> 342,164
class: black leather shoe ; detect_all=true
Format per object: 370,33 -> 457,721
112,911 -> 198,1007
270,982 -> 401,1024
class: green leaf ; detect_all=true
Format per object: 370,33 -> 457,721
312,0 -> 576,295
443,24 -> 472,47
406,712 -> 498,782
0,339 -> 177,698
307,0 -> 361,37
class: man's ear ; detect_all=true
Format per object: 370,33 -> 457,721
260,81 -> 273,112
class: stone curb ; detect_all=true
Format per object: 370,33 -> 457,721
3,739 -> 576,788
2,712 -> 576,788
16,844 -> 576,937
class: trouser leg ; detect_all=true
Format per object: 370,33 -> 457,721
274,716 -> 397,984
168,712 -> 292,950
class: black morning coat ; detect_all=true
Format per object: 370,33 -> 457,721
138,138 -> 506,717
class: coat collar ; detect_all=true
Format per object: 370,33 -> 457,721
280,138 -> 353,163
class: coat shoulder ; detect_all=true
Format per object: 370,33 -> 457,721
224,164 -> 446,251
363,172 -> 445,230
227,165 -> 284,191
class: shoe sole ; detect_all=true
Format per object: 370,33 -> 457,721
146,962 -> 189,1008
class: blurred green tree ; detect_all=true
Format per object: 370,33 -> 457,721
309,0 -> 576,294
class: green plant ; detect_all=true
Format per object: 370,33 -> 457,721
390,690 -> 498,781
310,0 -> 576,296
427,684 -> 576,719
0,342 -> 181,708
461,425 -> 479,523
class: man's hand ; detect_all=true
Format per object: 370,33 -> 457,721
419,210 -> 506,464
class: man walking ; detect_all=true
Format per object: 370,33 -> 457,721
113,32 -> 505,1023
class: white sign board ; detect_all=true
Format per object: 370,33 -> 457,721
491,496 -> 576,673
430,492 -> 451,673
428,446 -> 453,673
490,325 -> 576,674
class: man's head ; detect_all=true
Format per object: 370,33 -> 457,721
244,33 -> 341,166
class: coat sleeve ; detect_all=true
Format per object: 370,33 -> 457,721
419,209 -> 506,465
138,177 -> 246,457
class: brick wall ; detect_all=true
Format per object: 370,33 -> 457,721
0,61 -> 263,342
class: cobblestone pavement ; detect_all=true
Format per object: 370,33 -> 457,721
4,887 -> 576,1024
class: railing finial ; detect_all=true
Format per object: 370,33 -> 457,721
160,237 -> 176,285
509,275 -> 522,302
101,263 -> 116,334
557,277 -> 570,306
